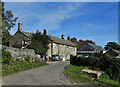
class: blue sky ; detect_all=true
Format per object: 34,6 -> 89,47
4,2 -> 118,47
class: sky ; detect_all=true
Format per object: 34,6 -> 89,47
4,2 -> 118,47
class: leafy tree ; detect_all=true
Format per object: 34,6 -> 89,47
1,2 -> 18,46
27,30 -> 50,55
70,37 -> 77,43
104,42 -> 120,50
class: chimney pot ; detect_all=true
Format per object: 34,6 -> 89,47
61,33 -> 64,39
67,36 -> 70,40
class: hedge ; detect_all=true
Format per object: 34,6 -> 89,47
70,55 -> 120,82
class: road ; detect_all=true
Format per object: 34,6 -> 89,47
2,61 -> 87,85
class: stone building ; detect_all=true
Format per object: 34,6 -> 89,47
10,21 -> 77,61
47,34 -> 77,61
104,49 -> 120,58
10,21 -> 33,48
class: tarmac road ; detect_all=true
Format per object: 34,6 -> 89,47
2,61 -> 87,85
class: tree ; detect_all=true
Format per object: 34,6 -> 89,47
27,30 -> 50,55
104,42 -> 120,50
1,2 -> 18,31
1,2 -> 18,46
70,37 -> 77,43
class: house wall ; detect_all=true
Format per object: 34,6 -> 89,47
47,42 -> 76,61
10,31 -> 30,47
47,43 -> 52,58
105,50 -> 118,57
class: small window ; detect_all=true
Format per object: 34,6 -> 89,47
56,44 -> 59,47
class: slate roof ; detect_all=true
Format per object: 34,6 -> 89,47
88,43 -> 105,51
22,31 -> 33,37
16,31 -> 75,47
48,35 -> 76,47
108,49 -> 120,54
80,43 -> 104,51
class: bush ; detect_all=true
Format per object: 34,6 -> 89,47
70,55 -> 99,67
97,55 -> 111,71
105,58 -> 120,82
2,50 -> 13,65
70,55 -> 120,82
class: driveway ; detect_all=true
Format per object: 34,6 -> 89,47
2,61 -> 87,85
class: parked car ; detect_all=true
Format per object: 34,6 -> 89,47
51,55 -> 61,61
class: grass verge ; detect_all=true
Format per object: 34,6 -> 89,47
64,64 -> 120,87
2,60 -> 48,77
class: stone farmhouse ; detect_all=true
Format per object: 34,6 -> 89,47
10,21 -> 33,48
10,21 -> 77,61
47,35 -> 76,61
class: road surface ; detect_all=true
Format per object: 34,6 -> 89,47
2,61 -> 87,85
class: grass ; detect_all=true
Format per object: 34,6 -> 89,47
64,64 -> 120,87
2,60 -> 48,77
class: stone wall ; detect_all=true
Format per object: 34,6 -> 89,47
47,42 -> 77,61
4,47 -> 42,62
9,31 -> 31,47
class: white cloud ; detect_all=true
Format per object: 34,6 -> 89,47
35,3 -> 84,31
6,2 -> 84,34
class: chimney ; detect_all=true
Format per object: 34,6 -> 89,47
43,29 -> 47,35
67,36 -> 70,40
61,33 -> 64,39
18,20 -> 22,31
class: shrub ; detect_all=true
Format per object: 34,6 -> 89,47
70,55 -> 99,67
2,50 -> 13,65
97,55 -> 111,71
70,55 -> 120,82
105,58 -> 120,82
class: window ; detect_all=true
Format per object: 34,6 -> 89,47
67,46 -> 68,49
56,43 -> 59,47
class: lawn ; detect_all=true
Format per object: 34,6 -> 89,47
2,60 -> 48,77
64,65 -> 120,87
